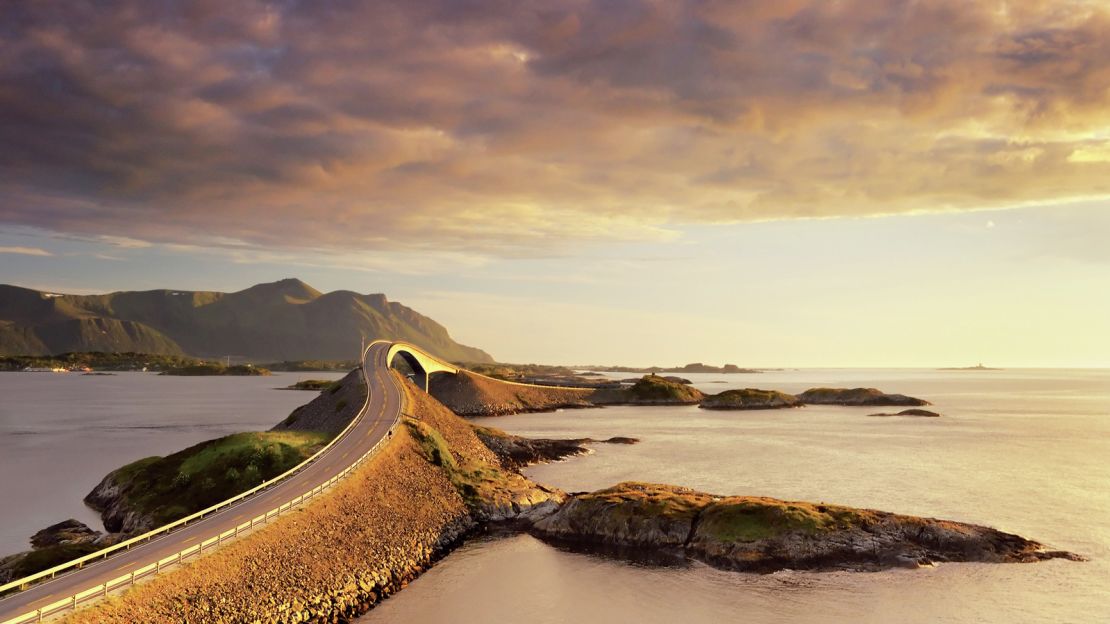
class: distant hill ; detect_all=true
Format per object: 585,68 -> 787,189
0,279 -> 493,363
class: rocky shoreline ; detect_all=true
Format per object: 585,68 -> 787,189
428,372 -> 933,417
33,370 -> 1075,623
474,425 -> 639,470
61,374 -> 562,623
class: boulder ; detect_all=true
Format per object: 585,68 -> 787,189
30,519 -> 101,549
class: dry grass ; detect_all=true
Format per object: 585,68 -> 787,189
65,400 -> 471,622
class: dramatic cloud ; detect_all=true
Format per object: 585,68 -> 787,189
2,0 -> 1109,256
0,246 -> 52,257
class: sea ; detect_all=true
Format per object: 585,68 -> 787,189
0,370 -> 346,555
1,368 -> 1106,623
360,368 -> 1110,624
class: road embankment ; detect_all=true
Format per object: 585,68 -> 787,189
428,369 -> 595,416
62,373 -> 559,623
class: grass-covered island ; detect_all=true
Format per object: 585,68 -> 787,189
700,388 -> 803,410
797,387 -> 930,406
0,351 -> 199,372
532,482 -> 1082,572
592,374 -> 706,405
85,431 -> 327,533
159,363 -> 271,376
262,359 -> 359,372
285,379 -> 342,391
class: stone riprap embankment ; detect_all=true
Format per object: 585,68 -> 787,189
63,372 -> 559,624
429,370 -> 595,416
272,368 -> 368,437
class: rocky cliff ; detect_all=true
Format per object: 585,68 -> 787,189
591,375 -> 705,405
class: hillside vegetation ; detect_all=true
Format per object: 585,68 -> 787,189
159,363 -> 271,376
592,375 -> 706,405
0,351 -> 198,371
85,432 -> 328,533
0,279 -> 492,362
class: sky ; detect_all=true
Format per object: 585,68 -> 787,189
1,0 -> 1109,367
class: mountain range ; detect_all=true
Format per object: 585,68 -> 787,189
0,279 -> 492,363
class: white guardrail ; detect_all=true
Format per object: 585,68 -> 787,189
0,341 -> 404,624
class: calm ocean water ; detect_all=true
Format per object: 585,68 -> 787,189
361,368 -> 1110,624
0,371 -> 345,556
2,369 -> 1106,622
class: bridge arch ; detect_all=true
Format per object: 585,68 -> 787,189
385,342 -> 458,392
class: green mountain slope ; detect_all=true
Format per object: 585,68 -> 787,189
0,280 -> 492,362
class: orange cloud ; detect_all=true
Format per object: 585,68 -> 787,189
1,0 -> 1108,256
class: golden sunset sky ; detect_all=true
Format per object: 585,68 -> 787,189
1,0 -> 1108,366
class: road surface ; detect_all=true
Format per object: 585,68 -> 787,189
0,341 -> 403,622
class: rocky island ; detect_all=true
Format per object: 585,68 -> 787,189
700,388 -> 803,410
474,425 -> 639,470
798,387 -> 930,406
590,374 -> 705,405
283,379 -> 341,391
17,366 -> 1074,623
159,363 -> 271,376
869,409 -> 942,418
533,482 -> 1082,572
580,362 -> 762,374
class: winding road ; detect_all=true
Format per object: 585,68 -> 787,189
0,340 -> 414,623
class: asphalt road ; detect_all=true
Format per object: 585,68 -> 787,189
0,341 -> 403,621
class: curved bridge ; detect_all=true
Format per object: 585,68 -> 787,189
0,340 -> 458,624
386,342 -> 458,392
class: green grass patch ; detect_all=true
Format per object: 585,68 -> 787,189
405,418 -> 524,507
698,498 -> 875,542
287,379 -> 341,392
104,431 -> 328,526
578,482 -> 714,523
623,375 -> 703,402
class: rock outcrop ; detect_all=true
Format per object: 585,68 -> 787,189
700,389 -> 803,410
533,482 -> 1082,573
869,409 -> 942,417
591,375 -> 705,405
474,425 -> 639,470
0,520 -> 124,585
83,470 -> 156,535
29,519 -> 101,549
798,387 -> 930,406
